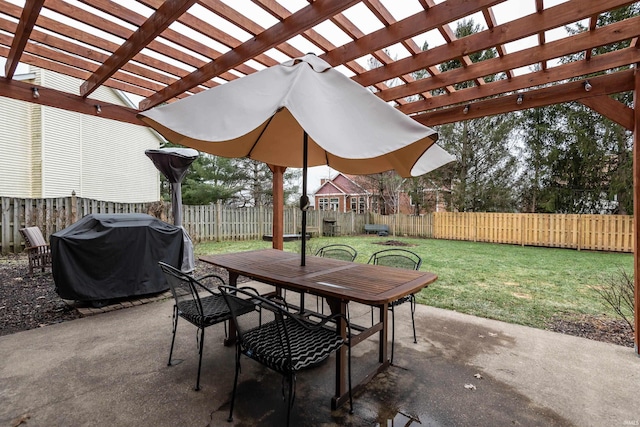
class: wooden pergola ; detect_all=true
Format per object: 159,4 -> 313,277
1,0 -> 639,353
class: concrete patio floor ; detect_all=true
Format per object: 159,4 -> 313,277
1,285 -> 638,427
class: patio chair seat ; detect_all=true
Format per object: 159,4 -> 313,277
242,317 -> 343,372
177,296 -> 230,325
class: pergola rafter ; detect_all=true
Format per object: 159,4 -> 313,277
1,0 -> 639,353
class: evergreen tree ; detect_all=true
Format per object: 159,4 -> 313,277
423,19 -> 519,212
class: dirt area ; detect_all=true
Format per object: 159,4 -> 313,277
0,253 -> 232,337
0,252 -> 634,347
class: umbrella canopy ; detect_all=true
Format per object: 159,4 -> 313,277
138,54 -> 454,178
138,54 -> 455,264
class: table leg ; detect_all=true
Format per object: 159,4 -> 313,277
224,271 -> 239,347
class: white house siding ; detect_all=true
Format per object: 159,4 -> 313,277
40,107 -> 82,198
35,68 -> 160,202
0,97 -> 33,197
79,115 -> 160,202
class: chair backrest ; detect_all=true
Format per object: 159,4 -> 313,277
219,285 -> 301,370
19,227 -> 47,247
159,262 -> 224,320
315,244 -> 357,262
367,248 -> 422,271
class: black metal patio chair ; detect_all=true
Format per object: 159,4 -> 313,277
313,244 -> 358,313
315,244 -> 358,262
158,262 -> 232,391
367,248 -> 422,365
219,285 -> 353,427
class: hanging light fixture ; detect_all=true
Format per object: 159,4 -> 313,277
583,80 -> 592,92
463,104 -> 470,114
32,87 -> 39,99
516,94 -> 524,105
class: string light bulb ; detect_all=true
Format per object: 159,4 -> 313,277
463,104 -> 470,114
583,80 -> 592,92
516,94 -> 524,105
95,104 -> 102,114
32,87 -> 39,99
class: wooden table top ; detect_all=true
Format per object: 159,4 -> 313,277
200,249 -> 437,305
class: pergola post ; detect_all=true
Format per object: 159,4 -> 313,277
634,66 -> 640,356
270,165 -> 286,251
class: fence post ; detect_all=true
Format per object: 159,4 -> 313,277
70,191 -> 77,224
215,200 -> 222,242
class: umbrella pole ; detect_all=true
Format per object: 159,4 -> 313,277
300,132 -> 309,266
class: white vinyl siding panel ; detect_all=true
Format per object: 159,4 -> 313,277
41,107 -> 82,198
80,115 -> 160,202
36,68 -> 161,202
0,97 -> 33,197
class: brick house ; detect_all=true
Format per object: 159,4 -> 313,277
313,173 -> 450,215
313,173 -> 371,213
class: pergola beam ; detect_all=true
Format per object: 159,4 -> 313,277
580,95 -> 635,131
80,0 -> 198,97
382,15 -> 640,104
3,0 -> 44,79
399,47 -> 640,115
139,0 -> 360,110
634,65 -> 640,354
321,0 -> 505,67
0,78 -> 141,125
354,0 -> 637,89
414,70 -> 635,126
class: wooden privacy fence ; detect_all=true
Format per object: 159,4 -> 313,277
433,212 -> 634,252
1,195 -> 634,253
1,194 -> 170,253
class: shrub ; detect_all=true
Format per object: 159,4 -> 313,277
594,269 -> 635,332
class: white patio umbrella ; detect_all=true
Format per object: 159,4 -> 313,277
138,54 -> 454,264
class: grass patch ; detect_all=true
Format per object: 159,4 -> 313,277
195,236 -> 633,330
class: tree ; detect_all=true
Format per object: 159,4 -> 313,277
529,5 -> 638,214
422,19 -> 520,212
181,155 -> 244,205
233,159 -> 301,207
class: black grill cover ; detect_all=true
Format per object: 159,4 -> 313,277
51,214 -> 183,301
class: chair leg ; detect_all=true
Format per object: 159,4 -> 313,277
286,373 -> 295,427
195,327 -> 205,391
168,305 -> 179,366
228,348 -> 241,422
410,295 -> 417,344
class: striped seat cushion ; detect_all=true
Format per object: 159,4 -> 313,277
178,295 -> 230,326
241,318 -> 343,373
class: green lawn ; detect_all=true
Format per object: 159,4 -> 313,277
195,236 -> 633,330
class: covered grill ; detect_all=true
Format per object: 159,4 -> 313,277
51,213 -> 183,303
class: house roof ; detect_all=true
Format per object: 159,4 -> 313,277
0,0 -> 637,130
314,173 -> 369,196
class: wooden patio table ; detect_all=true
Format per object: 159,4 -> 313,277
200,248 -> 438,409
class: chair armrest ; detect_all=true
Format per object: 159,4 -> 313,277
193,274 -> 227,294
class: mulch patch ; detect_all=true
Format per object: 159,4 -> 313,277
374,240 -> 416,247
